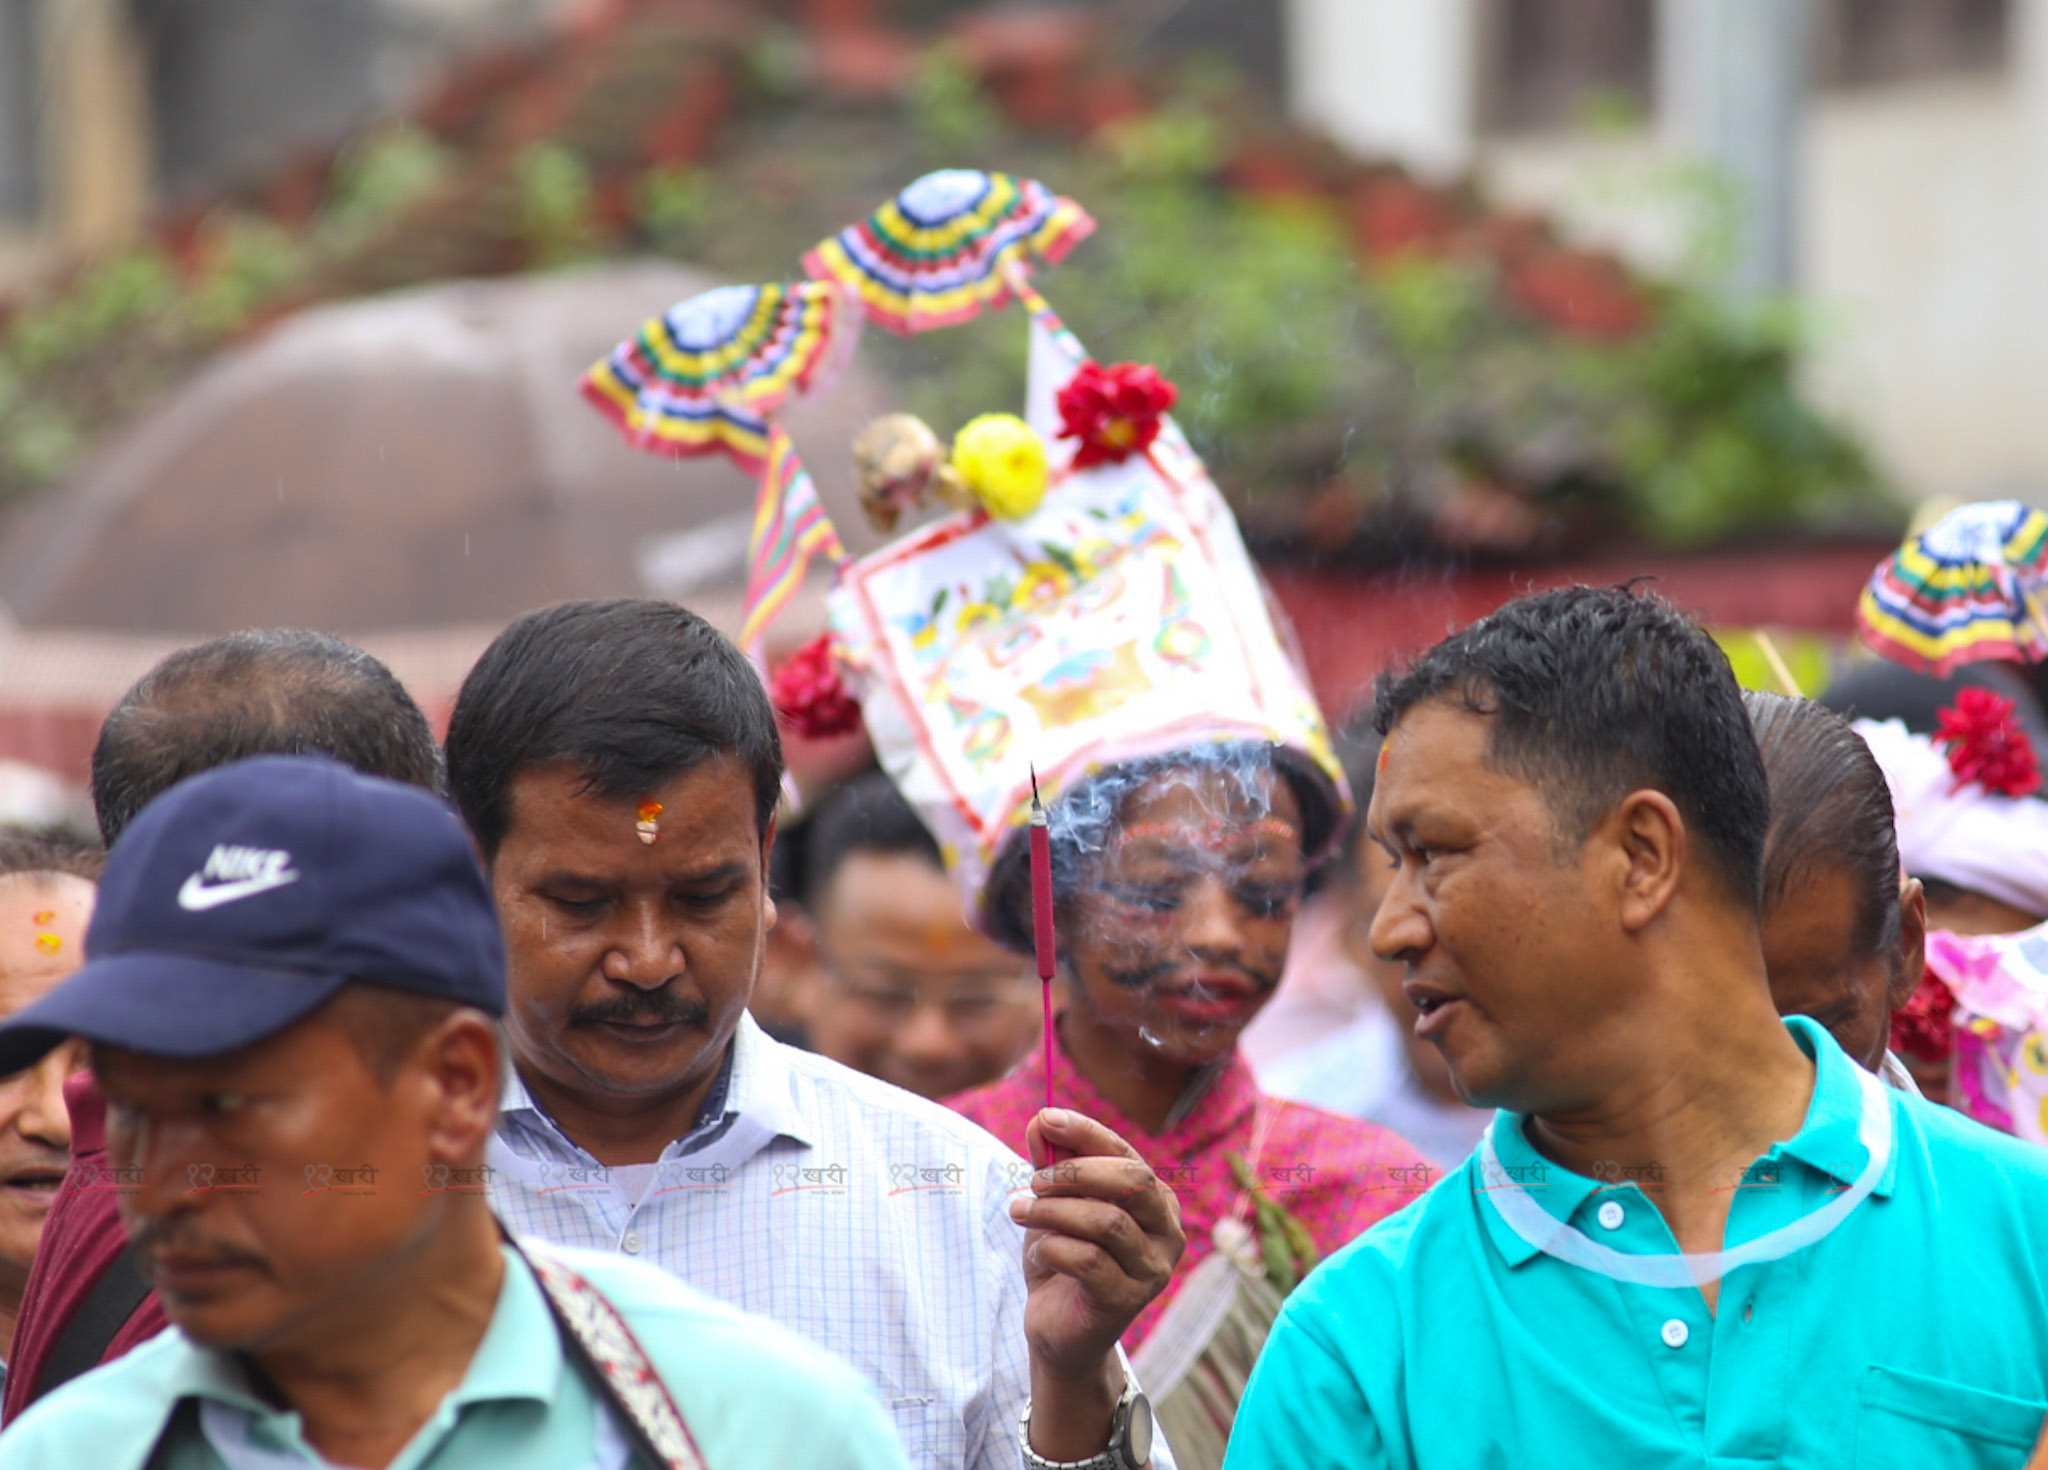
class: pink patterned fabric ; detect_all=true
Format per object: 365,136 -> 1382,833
946,1023 -> 1433,1349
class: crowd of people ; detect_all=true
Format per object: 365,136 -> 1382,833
0,579 -> 2032,1467
0,224 -> 2045,1465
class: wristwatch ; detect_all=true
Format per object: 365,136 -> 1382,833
1018,1371 -> 1153,1470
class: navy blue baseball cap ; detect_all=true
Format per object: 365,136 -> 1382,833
0,755 -> 505,1076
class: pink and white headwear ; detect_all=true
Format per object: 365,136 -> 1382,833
821,304 -> 1346,929
1853,716 -> 2048,919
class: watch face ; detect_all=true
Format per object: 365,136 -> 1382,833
1126,1393 -> 1153,1466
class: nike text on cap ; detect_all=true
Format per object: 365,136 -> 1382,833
0,754 -> 506,1077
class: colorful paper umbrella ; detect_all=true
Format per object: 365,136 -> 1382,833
581,280 -> 846,474
1858,499 -> 2048,674
803,169 -> 1093,335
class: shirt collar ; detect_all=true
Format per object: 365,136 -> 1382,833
1476,1015 -> 1897,1269
497,1011 -> 815,1156
158,1244 -> 563,1424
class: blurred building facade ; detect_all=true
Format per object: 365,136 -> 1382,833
0,0 -> 559,288
1287,0 -> 2048,506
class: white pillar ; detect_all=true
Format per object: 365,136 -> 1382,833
1658,0 -> 1809,294
1284,0 -> 1480,181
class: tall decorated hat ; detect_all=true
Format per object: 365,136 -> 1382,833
799,179 -> 1347,931
580,170 -> 1346,930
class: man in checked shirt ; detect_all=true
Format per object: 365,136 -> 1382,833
448,599 -> 1184,1470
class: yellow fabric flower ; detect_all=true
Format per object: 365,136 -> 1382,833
951,414 -> 1048,521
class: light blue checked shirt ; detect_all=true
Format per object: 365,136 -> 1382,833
488,1014 -> 1049,1470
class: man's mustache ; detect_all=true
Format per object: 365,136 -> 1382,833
571,987 -> 710,1029
128,1220 -> 268,1271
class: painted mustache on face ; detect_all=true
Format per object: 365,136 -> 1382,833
571,988 -> 711,1030
1102,957 -> 1283,995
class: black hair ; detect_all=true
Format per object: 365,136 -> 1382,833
92,630 -> 443,846
1371,584 -> 1770,908
1744,690 -> 1904,973
445,599 -> 783,857
0,828 -> 104,884
982,740 -> 1341,954
802,771 -> 944,910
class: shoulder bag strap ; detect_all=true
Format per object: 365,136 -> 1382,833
509,1237 -> 711,1470
33,1242 -> 156,1403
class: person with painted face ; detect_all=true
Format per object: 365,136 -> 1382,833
783,265 -> 1429,1470
951,746 -> 1428,1350
1241,728 -> 1492,1169
1226,585 -> 2048,1470
448,600 -> 1183,1470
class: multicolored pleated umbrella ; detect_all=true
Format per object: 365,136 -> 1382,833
1858,499 -> 2048,674
581,280 -> 846,474
803,169 -> 1093,335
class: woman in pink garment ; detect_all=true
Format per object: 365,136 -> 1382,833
946,745 -> 1429,1352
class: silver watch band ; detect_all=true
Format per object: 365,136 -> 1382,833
1017,1370 -> 1148,1470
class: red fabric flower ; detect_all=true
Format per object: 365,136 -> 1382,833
1889,968 -> 1957,1064
1934,687 -> 2042,797
1055,360 -> 1177,470
767,635 -> 863,740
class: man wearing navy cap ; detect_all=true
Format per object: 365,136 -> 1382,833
0,756 -> 907,1470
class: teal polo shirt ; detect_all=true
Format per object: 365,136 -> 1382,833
1227,1018 -> 2048,1469
0,1243 -> 908,1470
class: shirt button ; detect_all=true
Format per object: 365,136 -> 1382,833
1596,1200 -> 1625,1230
621,1230 -> 642,1255
1660,1319 -> 1689,1349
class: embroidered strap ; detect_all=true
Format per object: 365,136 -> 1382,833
522,1247 -> 711,1470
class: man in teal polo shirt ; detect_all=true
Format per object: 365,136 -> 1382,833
0,757 -> 905,1470
1227,586 -> 2048,1470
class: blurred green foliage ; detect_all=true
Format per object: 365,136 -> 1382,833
515,142 -> 601,268
0,52 -> 1883,549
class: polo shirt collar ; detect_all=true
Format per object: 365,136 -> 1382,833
1476,1014 -> 1896,1270
162,1244 -> 563,1440
1771,1015 -> 1900,1199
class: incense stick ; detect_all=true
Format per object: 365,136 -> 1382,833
1028,767 -> 1058,1158
1754,629 -> 1802,698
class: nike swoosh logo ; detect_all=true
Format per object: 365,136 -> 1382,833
176,871 -> 301,911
